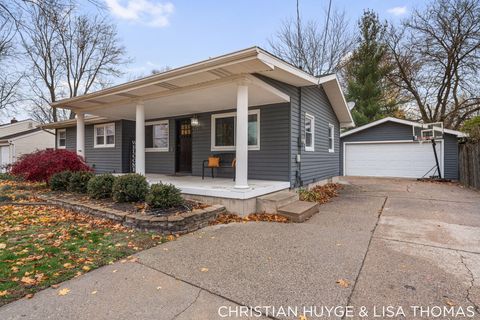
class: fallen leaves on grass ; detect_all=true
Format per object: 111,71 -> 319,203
336,279 -> 350,288
0,202 -> 165,306
210,212 -> 289,225
299,183 -> 343,204
0,291 -> 8,297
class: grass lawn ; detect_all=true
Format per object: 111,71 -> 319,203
0,203 -> 167,306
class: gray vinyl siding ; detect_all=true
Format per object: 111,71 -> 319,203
144,103 -> 290,181
255,75 -> 341,186
144,119 -> 176,174
339,121 -> 459,179
121,120 -> 135,173
443,134 -> 459,180
56,121 -> 125,173
62,127 -> 76,152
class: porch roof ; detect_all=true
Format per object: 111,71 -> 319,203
49,46 -> 354,127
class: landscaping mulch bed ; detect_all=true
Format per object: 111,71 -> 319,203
0,204 -> 167,306
46,191 -> 208,217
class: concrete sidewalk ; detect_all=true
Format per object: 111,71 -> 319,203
1,177 -> 479,320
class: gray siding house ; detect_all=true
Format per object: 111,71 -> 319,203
340,117 -> 465,180
43,47 -> 354,214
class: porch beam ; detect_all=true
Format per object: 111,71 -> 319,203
135,101 -> 145,175
235,81 -> 249,189
76,112 -> 85,158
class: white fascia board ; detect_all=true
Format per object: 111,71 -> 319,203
320,77 -> 355,128
340,117 -> 466,138
256,51 -> 319,85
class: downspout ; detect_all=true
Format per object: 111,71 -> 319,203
296,87 -> 303,187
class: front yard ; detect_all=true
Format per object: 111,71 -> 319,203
0,181 -> 167,306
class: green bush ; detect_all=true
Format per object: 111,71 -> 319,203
87,174 -> 116,199
67,171 -> 94,193
49,171 -> 73,191
146,183 -> 184,209
112,173 -> 148,202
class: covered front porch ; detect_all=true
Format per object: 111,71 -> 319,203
145,174 -> 290,200
70,71 -> 292,190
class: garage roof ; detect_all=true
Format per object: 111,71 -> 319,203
340,117 -> 466,138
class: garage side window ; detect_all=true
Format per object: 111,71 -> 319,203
305,113 -> 314,151
94,123 -> 115,148
328,124 -> 335,152
57,129 -> 66,149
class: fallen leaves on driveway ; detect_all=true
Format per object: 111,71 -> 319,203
336,279 -> 351,288
58,288 -> 70,296
210,212 -> 289,225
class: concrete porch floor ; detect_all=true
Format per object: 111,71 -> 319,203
145,174 -> 290,200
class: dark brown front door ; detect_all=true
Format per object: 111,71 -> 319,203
176,119 -> 192,173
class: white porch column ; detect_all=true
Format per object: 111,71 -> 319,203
235,81 -> 249,189
76,112 -> 85,158
135,101 -> 145,175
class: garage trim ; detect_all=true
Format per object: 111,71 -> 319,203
342,140 -> 444,178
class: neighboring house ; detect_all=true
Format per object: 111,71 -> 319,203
0,119 -> 56,171
43,47 -> 354,214
340,117 -> 466,180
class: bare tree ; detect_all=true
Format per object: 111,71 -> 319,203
386,0 -> 480,129
19,0 -> 128,123
269,1 -> 354,76
0,17 -> 22,114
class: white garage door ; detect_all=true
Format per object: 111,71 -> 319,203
0,146 -> 10,172
344,141 -> 443,178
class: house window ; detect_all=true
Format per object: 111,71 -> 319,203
328,123 -> 335,152
211,110 -> 260,151
146,120 -> 169,152
305,113 -> 314,151
94,123 -> 115,148
57,129 -> 66,149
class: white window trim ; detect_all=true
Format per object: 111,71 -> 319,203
211,109 -> 260,151
94,123 -> 115,148
145,120 -> 169,152
305,113 -> 315,152
328,123 -> 335,153
57,129 -> 66,149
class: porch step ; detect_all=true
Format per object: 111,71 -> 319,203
256,190 -> 299,213
277,200 -> 319,223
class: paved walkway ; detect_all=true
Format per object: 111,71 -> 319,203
1,177 -> 479,319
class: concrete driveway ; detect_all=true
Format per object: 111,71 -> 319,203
1,177 -> 479,319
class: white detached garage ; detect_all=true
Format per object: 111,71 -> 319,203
340,117 -> 465,180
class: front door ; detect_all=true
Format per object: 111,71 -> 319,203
176,119 -> 192,173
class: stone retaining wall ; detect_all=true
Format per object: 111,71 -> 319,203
38,195 -> 225,235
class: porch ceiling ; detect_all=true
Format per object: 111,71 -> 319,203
78,76 -> 290,121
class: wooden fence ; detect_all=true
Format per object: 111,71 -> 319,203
459,142 -> 480,190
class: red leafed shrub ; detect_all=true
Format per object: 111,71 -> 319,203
10,149 -> 92,183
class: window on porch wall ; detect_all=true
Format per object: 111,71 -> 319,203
145,120 -> 169,152
211,110 -> 260,151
